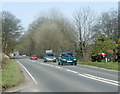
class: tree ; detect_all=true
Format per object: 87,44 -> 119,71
91,34 -> 117,61
117,39 -> 120,62
92,9 -> 118,43
17,9 -> 77,58
2,11 -> 23,55
73,7 -> 97,59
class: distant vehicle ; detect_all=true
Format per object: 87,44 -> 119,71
58,52 -> 77,65
44,53 -> 56,62
31,54 -> 37,60
22,54 -> 26,58
46,50 -> 52,54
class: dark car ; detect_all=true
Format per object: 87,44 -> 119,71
58,52 -> 77,65
44,53 -> 56,62
31,54 -> 37,60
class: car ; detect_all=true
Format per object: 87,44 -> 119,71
44,53 -> 56,62
58,52 -> 77,65
22,54 -> 26,58
31,54 -> 37,60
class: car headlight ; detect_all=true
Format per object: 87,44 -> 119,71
73,59 -> 77,61
61,59 -> 66,61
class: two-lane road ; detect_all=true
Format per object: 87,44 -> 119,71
16,58 -> 119,92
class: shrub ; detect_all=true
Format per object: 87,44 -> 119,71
1,54 -> 10,69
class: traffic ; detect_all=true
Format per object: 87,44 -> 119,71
30,50 -> 78,65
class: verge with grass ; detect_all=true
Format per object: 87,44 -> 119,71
2,59 -> 23,90
77,61 -> 120,71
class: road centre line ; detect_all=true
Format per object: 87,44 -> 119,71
66,69 -> 78,74
84,74 -> 119,84
78,74 -> 120,86
55,66 -> 63,69
65,68 -> 120,86
17,61 -> 38,84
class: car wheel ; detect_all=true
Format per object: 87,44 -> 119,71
74,63 -> 77,65
61,63 -> 63,65
58,63 -> 60,65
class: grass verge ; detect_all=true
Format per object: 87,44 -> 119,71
77,61 -> 120,71
2,59 -> 23,90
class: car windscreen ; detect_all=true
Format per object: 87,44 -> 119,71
31,55 -> 36,56
61,53 -> 73,57
46,53 -> 54,56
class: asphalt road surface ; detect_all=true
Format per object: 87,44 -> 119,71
16,58 -> 120,92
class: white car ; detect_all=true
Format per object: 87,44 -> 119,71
22,54 -> 26,58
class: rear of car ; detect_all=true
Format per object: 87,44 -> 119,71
44,53 -> 56,62
58,52 -> 77,65
31,55 -> 37,60
22,54 -> 26,58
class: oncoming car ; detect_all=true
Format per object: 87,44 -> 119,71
31,54 -> 37,60
44,53 -> 56,62
58,52 -> 77,65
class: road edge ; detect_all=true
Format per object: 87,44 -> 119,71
3,59 -> 34,92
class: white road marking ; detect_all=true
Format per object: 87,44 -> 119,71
78,73 -> 120,86
17,61 -> 38,84
24,59 -> 120,86
84,74 -> 119,84
66,69 -> 78,74
40,63 -> 50,66
55,66 -> 63,69
64,68 -> 120,86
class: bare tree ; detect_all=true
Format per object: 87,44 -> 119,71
73,7 -> 97,59
92,9 -> 118,43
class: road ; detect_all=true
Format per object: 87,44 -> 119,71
16,58 -> 119,92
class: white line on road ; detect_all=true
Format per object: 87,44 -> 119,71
24,60 -> 119,86
55,66 -> 63,69
66,69 -> 78,74
64,68 -> 120,86
17,61 -> 38,84
78,73 -> 120,86
84,74 -> 119,84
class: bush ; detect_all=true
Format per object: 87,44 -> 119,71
1,54 -> 10,69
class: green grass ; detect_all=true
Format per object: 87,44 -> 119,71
77,61 -> 120,71
0,69 -> 2,87
37,58 -> 44,60
2,59 -> 23,89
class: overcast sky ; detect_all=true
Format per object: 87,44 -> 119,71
1,1 -> 118,30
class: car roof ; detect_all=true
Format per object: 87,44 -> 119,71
61,52 -> 72,54
31,54 -> 36,56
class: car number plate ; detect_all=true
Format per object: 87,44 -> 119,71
67,61 -> 72,62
